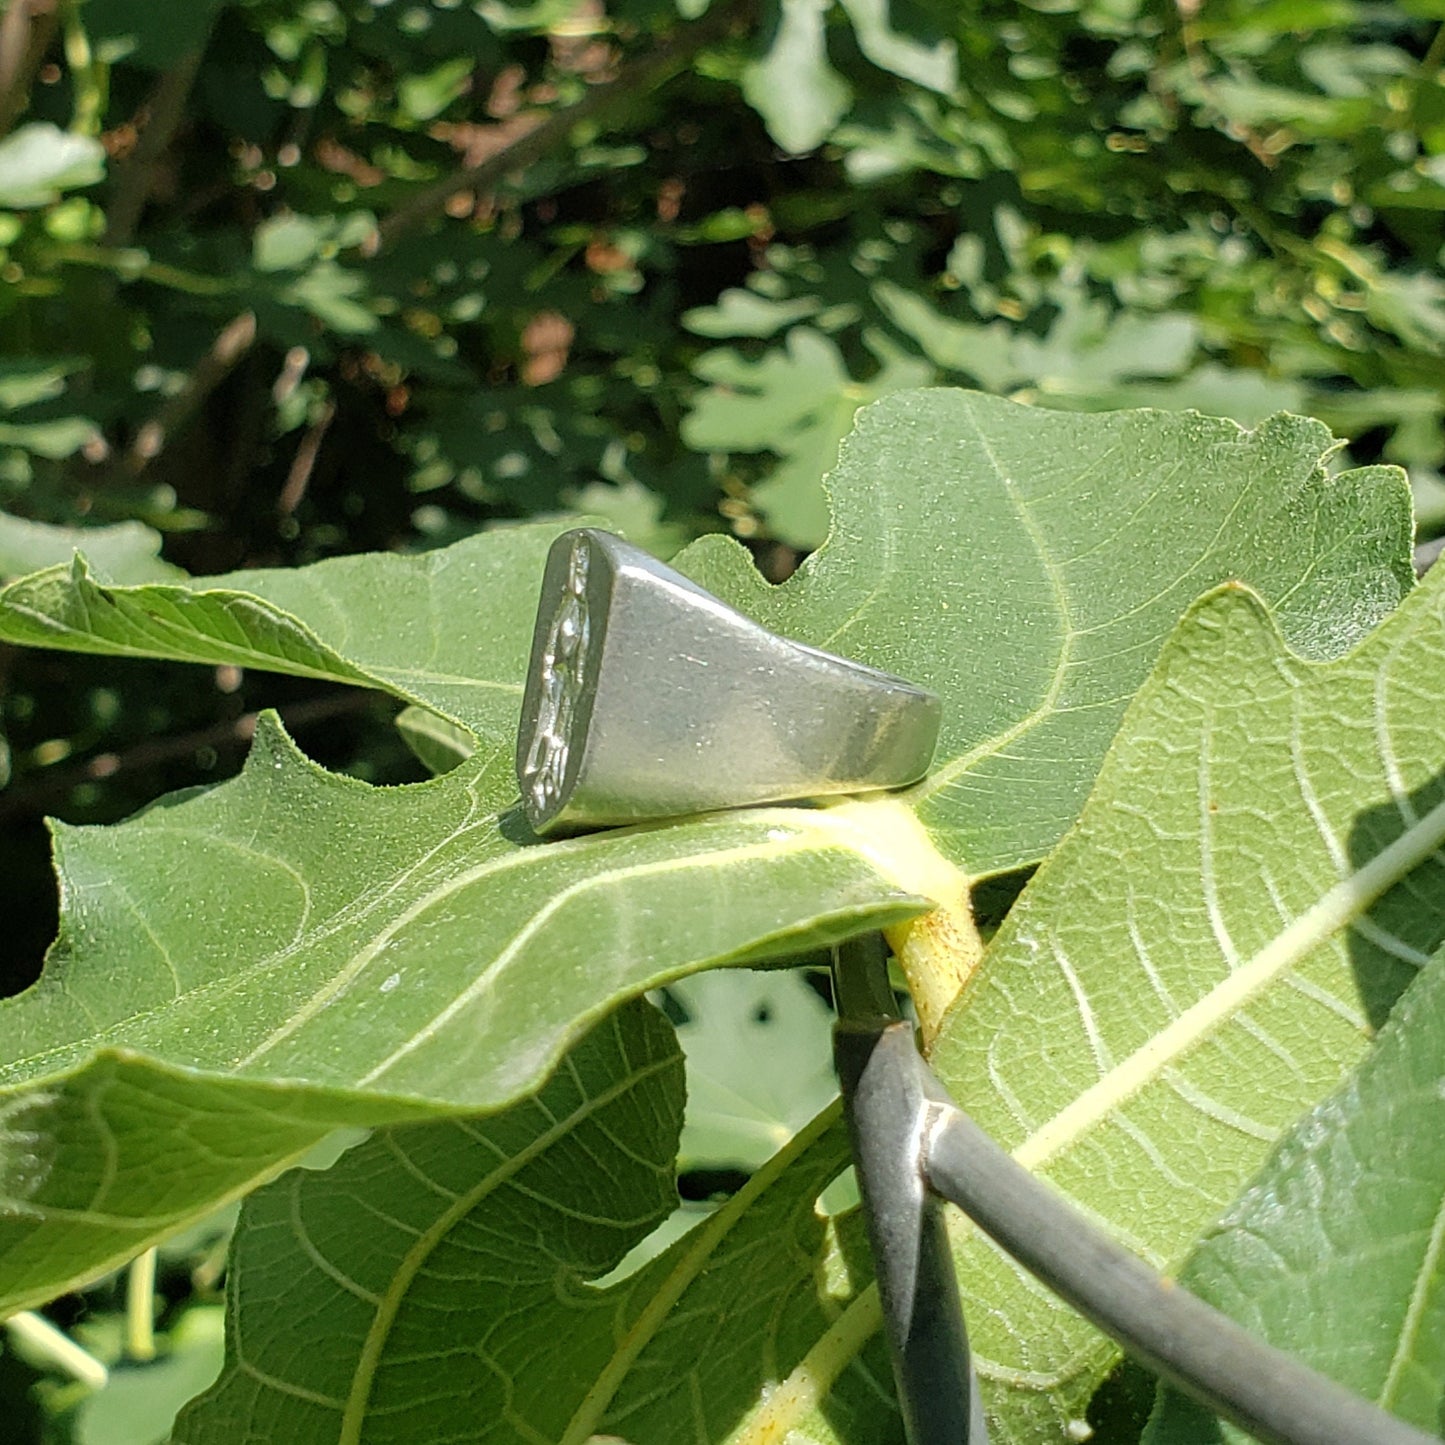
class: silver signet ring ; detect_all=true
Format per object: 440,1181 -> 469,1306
516,528 -> 941,836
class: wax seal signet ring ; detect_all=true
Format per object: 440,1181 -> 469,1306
515,528 -> 941,836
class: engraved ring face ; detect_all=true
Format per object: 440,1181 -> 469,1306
519,539 -> 591,822
516,528 -> 941,836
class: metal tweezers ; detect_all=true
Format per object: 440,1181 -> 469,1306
831,934 -> 1438,1445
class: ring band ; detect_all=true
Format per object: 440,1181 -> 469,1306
516,528 -> 941,835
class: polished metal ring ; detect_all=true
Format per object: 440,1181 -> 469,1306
515,528 -> 940,836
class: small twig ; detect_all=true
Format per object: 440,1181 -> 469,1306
0,691 -> 372,823
277,397 -> 336,517
371,0 -> 750,251
1171,0 -> 1280,168
103,43 -> 209,247
271,346 -> 311,408
51,241 -> 238,295
121,311 -> 258,477
0,0 -> 58,138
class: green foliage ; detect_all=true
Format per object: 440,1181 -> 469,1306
1145,951 -> 1445,1442
0,0 -> 1440,552
2,390 -> 1443,1441
667,967 -> 840,1171
3,0 -> 1445,1438
926,566 -> 1445,1437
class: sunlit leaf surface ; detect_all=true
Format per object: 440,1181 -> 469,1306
175,1006 -> 901,1445
1144,950 -> 1445,1443
0,392 -> 1423,1429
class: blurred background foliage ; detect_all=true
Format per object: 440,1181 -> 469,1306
2,0 -> 1445,1436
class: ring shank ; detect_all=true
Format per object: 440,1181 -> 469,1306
518,529 -> 942,834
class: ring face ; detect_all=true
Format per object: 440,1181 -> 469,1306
516,528 -> 941,836
519,537 -> 593,825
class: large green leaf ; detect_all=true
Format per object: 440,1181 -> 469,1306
916,567 -> 1445,1439
0,520 -> 573,748
2,392 -> 1410,882
0,391 -> 1416,1322
172,1001 -> 688,1443
678,389 -> 1413,876
0,725 -> 923,1314
175,1006 -> 901,1445
1144,950 -> 1445,1443
634,561 -> 1445,1444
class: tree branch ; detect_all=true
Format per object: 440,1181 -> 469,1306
103,41 -> 209,247
371,0 -> 752,251
0,0 -> 58,138
121,310 -> 258,477
0,691 -> 374,824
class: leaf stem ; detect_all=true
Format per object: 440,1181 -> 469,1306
125,1246 -> 157,1361
48,243 -> 240,295
60,1 -> 103,137
885,897 -> 982,1049
3,1310 -> 108,1388
814,799 -> 982,1042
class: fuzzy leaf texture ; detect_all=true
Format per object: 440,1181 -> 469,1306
0,519 -> 572,748
2,391 -> 1409,870
166,563 -> 1445,1445
916,564 -> 1445,1442
1144,948 -> 1445,1443
173,1001 -> 899,1445
0,390 -> 1417,1335
0,730 -> 917,1314
676,390 -> 1412,876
